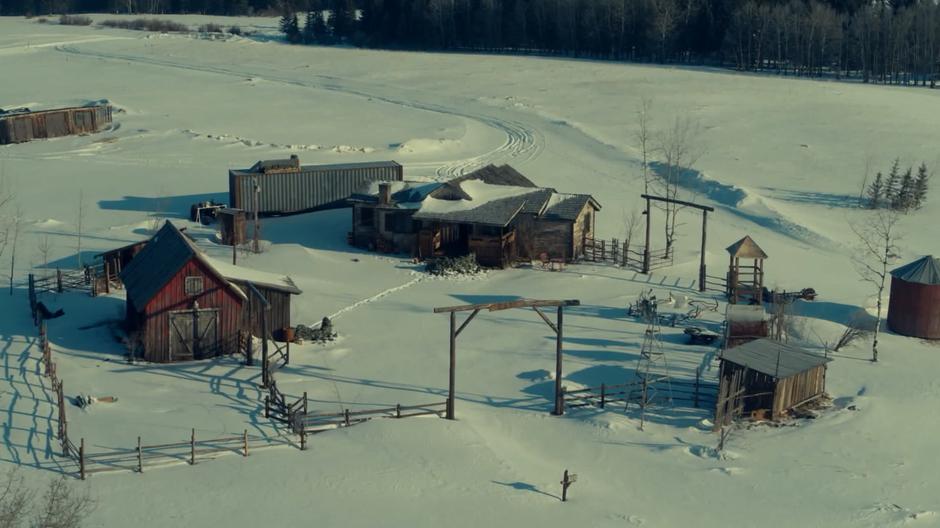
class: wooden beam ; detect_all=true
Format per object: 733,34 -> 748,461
552,305 -> 565,416
454,309 -> 480,338
433,299 -> 580,313
447,312 -> 456,420
640,193 -> 715,212
531,306 -> 558,335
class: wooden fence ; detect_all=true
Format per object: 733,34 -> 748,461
563,372 -> 718,411
582,237 -> 673,272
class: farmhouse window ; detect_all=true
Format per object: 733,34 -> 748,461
184,276 -> 204,296
386,212 -> 413,234
359,207 -> 375,227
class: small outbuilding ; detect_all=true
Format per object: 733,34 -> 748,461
719,338 -> 831,420
120,222 -> 300,362
724,304 -> 769,349
0,104 -> 112,144
887,255 -> 940,339
217,208 -> 247,246
726,236 -> 767,304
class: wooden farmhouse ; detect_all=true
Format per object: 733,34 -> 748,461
119,222 -> 300,363
348,164 -> 600,268
719,338 -> 831,421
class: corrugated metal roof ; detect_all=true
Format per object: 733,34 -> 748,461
720,338 -> 830,378
891,256 -> 940,285
233,160 -> 402,177
726,236 -> 768,259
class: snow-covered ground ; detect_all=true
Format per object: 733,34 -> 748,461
2,15 -> 940,527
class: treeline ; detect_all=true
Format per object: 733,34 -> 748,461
5,0 -> 940,86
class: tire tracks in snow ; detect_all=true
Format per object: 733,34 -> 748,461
55,44 -> 543,179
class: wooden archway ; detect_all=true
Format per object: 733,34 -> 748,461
433,298 -> 580,419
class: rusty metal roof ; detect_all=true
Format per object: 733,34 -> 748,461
891,255 -> 940,285
726,236 -> 768,259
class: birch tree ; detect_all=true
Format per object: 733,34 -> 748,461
635,97 -> 655,196
849,210 -> 902,362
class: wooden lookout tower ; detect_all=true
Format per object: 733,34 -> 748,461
726,236 -> 767,304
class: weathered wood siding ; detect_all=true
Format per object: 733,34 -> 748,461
772,365 -> 827,419
233,283 -> 292,338
514,215 -> 571,261
571,204 -> 596,258
138,258 -> 243,363
0,106 -> 112,144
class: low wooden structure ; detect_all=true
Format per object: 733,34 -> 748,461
218,208 -> 247,246
887,255 -> 940,339
639,194 -> 714,291
718,338 -> 830,420
349,165 -> 600,267
0,104 -> 112,144
724,304 -> 769,349
726,236 -> 767,304
433,298 -> 580,419
96,240 -> 150,287
120,222 -> 300,362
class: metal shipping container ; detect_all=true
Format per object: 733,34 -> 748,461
229,160 -> 404,216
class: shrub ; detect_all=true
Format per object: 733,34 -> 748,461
99,18 -> 189,33
228,25 -> 242,35
36,17 -> 49,23
426,254 -> 482,276
198,22 -> 224,33
60,14 -> 93,26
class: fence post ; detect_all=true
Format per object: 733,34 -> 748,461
600,383 -> 606,409
264,396 -> 269,419
622,242 -> 628,267
137,436 -> 142,474
75,438 -> 84,481
344,409 -> 350,427
612,238 -> 619,264
396,403 -> 401,418
243,430 -> 248,457
600,240 -> 606,261
190,428 -> 195,465
56,268 -> 63,293
28,273 -> 36,324
694,368 -> 700,408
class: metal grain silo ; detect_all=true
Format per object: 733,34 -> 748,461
887,255 -> 940,339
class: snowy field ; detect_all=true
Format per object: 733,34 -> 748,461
2,14 -> 940,527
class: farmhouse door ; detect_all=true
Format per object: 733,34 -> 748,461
169,309 -> 220,361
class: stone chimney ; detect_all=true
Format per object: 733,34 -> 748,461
378,182 -> 392,205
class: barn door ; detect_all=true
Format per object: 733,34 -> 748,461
169,309 -> 219,361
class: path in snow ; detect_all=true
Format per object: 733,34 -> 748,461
55,44 -> 543,180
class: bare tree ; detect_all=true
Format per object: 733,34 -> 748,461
75,191 -> 85,268
655,116 -> 703,256
849,210 -> 902,362
37,236 -> 52,272
30,476 -> 94,528
622,208 -> 641,251
0,470 -> 32,528
834,312 -> 874,352
635,97 -> 655,195
8,205 -> 21,296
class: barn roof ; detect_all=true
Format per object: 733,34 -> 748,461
542,193 -> 601,221
726,236 -> 768,259
891,255 -> 940,285
720,338 -> 830,379
120,222 -> 246,308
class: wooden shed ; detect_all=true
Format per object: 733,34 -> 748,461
96,239 -> 149,288
0,104 -> 112,144
719,338 -> 831,420
120,222 -> 301,362
887,256 -> 940,339
218,208 -> 247,246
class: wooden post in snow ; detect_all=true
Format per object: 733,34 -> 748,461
56,268 -> 63,293
190,428 -> 195,465
447,311 -> 456,420
79,438 -> 85,481
137,436 -> 142,473
699,210 -> 708,292
642,196 -> 651,274
553,305 -> 565,416
561,469 -> 577,502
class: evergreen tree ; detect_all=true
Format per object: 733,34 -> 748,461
303,10 -> 319,43
280,11 -> 301,43
884,158 -> 901,209
896,167 -> 914,211
330,0 -> 356,41
867,172 -> 884,209
913,162 -> 930,209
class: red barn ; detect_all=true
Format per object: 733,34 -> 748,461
120,222 -> 248,362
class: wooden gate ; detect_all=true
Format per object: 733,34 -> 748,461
169,308 -> 219,361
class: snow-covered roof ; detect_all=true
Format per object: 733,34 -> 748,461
413,180 -> 552,227
209,257 -> 302,294
891,255 -> 940,285
542,193 -> 601,221
721,338 -> 831,378
349,180 -> 443,209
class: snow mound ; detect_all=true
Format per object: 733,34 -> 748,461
396,138 -> 460,154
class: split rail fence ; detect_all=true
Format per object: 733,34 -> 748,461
563,372 -> 718,412
582,237 -> 673,272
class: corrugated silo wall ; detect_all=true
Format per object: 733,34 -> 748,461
230,164 -> 404,215
887,277 -> 940,339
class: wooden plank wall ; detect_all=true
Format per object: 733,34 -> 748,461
772,365 -> 827,418
236,284 -> 292,338
139,259 -> 243,362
